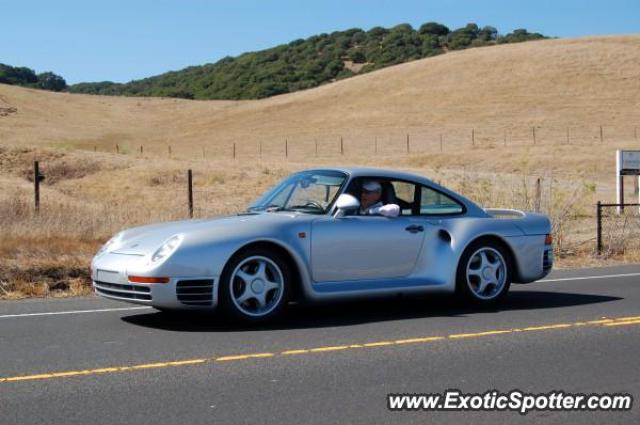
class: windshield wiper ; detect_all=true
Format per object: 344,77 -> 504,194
287,205 -> 325,214
246,204 -> 284,212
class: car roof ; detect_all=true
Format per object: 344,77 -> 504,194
302,166 -> 436,185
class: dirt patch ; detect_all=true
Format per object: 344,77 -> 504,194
0,264 -> 92,299
343,60 -> 371,73
0,146 -> 127,185
0,237 -> 96,299
0,106 -> 17,116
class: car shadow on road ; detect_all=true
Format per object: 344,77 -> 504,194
120,289 -> 622,332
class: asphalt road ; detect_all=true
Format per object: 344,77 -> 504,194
1,265 -> 640,424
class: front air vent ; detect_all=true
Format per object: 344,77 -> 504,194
176,279 -> 214,306
94,281 -> 152,301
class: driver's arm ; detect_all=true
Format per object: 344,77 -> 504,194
369,203 -> 400,217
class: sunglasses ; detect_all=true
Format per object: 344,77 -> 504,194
362,189 -> 380,195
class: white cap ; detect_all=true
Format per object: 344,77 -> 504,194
362,180 -> 382,192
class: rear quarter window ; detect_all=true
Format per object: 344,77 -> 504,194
420,186 -> 464,215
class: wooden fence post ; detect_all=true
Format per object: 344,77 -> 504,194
34,161 -> 43,214
116,144 -> 119,154
439,134 -> 443,153
187,169 -> 193,219
233,143 -> 236,159
600,125 -> 604,143
596,201 -> 602,255
406,134 -> 410,153
532,127 -> 536,145
285,139 -> 288,158
168,145 -> 172,157
471,129 -> 475,146
340,136 -> 344,155
315,140 -> 318,157
534,177 -> 542,212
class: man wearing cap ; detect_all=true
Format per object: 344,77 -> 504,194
359,180 -> 400,217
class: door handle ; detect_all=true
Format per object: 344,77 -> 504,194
405,225 -> 424,233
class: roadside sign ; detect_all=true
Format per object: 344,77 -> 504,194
619,150 -> 640,175
616,150 -> 640,213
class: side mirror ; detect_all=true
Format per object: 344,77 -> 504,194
335,194 -> 360,216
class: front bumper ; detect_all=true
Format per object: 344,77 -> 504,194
91,253 -> 219,311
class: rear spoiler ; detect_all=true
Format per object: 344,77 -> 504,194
484,208 -> 526,218
484,208 -> 551,236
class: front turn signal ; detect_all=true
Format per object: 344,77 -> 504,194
128,276 -> 170,284
544,234 -> 553,245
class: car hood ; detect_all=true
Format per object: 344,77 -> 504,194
108,212 -> 308,255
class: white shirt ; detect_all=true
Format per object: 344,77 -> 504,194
359,201 -> 400,217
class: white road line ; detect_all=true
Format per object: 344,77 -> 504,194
0,306 -> 152,319
540,272 -> 640,283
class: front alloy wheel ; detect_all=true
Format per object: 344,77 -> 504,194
220,249 -> 290,322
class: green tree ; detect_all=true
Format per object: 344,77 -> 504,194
418,22 -> 450,36
36,72 -> 67,91
478,26 -> 498,42
66,22 -> 547,100
0,64 -> 38,85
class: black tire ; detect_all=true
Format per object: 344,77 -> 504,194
455,239 -> 512,306
219,247 -> 291,323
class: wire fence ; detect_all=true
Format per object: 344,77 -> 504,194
73,124 -> 640,160
596,203 -> 640,255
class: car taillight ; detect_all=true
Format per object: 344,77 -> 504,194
544,234 -> 553,245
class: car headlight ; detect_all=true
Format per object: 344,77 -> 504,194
151,235 -> 183,263
97,232 -> 124,256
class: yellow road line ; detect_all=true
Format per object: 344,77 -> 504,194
394,336 -> 445,344
215,353 -> 274,362
585,319 -> 615,324
449,330 -> 513,339
604,319 -> 640,327
1,314 -> 639,384
281,349 -> 309,355
362,341 -> 394,347
309,345 -> 350,352
609,315 -> 640,322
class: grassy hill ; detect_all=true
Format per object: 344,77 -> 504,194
1,35 -> 638,155
66,23 -> 545,100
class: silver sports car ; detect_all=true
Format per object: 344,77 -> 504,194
91,167 -> 553,322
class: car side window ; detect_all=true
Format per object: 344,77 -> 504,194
390,181 -> 417,216
420,186 -> 463,215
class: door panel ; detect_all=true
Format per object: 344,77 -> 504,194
311,216 -> 426,282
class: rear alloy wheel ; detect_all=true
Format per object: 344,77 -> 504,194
220,249 -> 290,322
456,241 -> 511,306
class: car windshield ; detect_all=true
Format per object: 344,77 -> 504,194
248,171 -> 347,214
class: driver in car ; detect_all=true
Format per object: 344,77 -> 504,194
359,180 -> 400,217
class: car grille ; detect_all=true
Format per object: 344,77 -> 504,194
176,279 -> 214,306
94,280 -> 152,301
543,250 -> 553,271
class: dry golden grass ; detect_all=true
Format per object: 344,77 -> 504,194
1,35 -> 640,298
